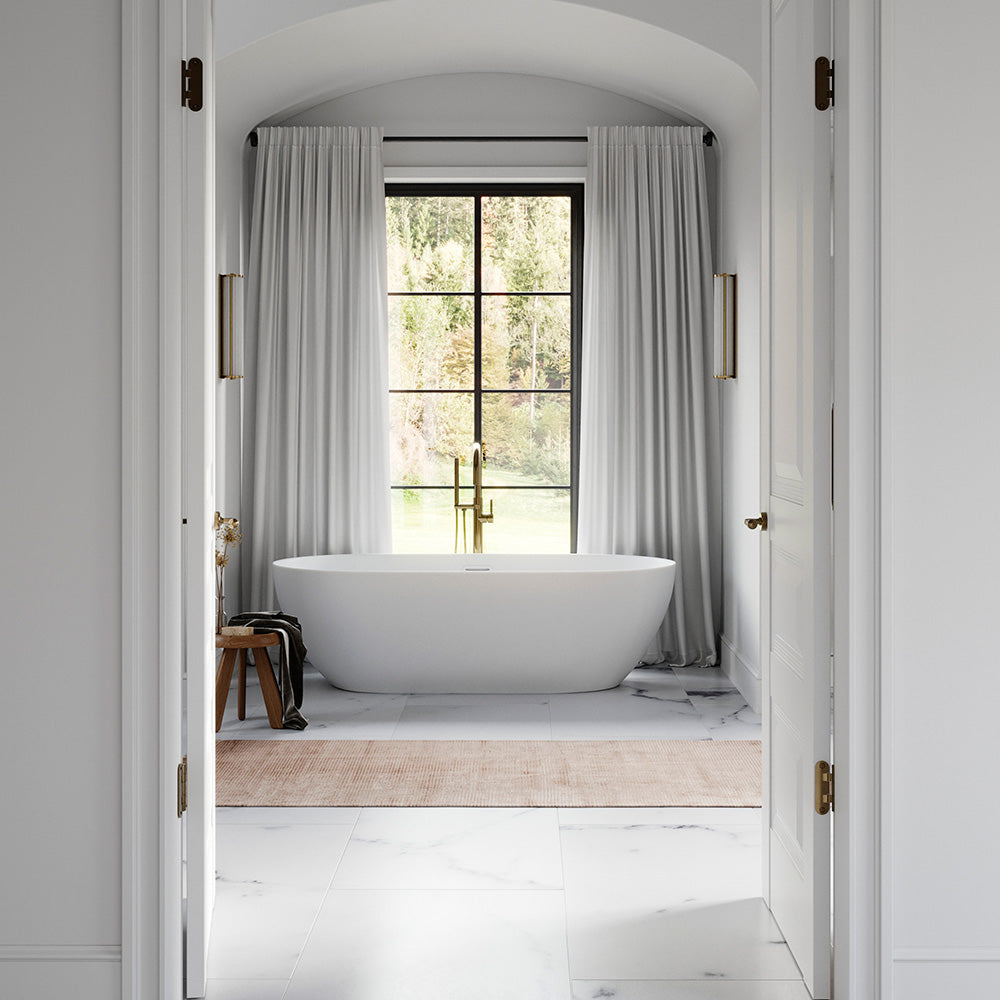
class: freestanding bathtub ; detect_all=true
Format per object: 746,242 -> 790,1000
272,553 -> 675,694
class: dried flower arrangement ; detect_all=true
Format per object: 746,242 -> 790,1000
214,513 -> 242,633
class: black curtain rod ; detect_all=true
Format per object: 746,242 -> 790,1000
249,129 -> 714,147
384,135 -> 588,143
384,133 -> 714,145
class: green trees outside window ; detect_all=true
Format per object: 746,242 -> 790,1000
387,187 -> 581,553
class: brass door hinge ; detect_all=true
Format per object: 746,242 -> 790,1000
815,760 -> 834,815
181,58 -> 203,112
177,757 -> 188,817
815,57 -> 834,111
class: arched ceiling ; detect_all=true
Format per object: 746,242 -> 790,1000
216,0 -> 759,150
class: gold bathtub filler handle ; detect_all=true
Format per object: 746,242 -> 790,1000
454,443 -> 494,553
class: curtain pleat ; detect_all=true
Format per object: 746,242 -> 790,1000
578,126 -> 722,666
242,126 -> 391,610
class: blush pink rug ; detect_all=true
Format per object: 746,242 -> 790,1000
216,739 -> 761,807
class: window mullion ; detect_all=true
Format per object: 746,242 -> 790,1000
570,188 -> 583,552
473,195 -> 482,445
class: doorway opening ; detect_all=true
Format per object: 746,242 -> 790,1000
166,1 -> 852,1000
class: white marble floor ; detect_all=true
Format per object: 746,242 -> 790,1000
217,664 -> 762,742
207,667 -> 792,998
206,806 -> 807,1000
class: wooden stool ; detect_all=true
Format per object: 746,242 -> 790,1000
215,632 -> 283,732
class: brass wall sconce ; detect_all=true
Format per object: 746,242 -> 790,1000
218,273 -> 243,379
713,272 -> 737,380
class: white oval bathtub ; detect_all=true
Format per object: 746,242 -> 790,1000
272,553 -> 675,694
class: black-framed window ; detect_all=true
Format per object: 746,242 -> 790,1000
386,184 -> 583,553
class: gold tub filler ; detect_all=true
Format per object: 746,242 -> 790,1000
454,442 -> 494,553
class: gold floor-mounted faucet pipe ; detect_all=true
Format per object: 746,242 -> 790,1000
454,457 -> 469,552
471,442 -> 494,553
454,442 -> 494,553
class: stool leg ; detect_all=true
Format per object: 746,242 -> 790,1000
215,648 -> 238,732
251,646 -> 284,729
237,649 -> 247,721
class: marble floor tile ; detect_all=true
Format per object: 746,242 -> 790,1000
284,889 -> 572,1000
333,807 -> 563,890
391,694 -> 553,739
558,807 -> 762,828
207,805 -> 806,998
669,666 -> 732,692
218,663 -> 756,743
571,981 -> 810,999
566,896 -> 798,983
215,822 -> 354,891
207,884 -> 327,981
235,668 -> 408,739
560,814 -> 764,901
560,819 -> 798,981
215,704 -> 249,738
548,686 -> 712,741
621,667 -> 694,699
204,980 -> 288,1000
685,692 -> 762,741
217,806 -> 362,826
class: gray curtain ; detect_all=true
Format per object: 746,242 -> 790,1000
578,126 -> 721,666
242,126 -> 391,611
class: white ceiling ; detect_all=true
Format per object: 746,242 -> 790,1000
216,0 -> 759,149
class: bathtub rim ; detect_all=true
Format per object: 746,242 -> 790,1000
273,552 -> 676,575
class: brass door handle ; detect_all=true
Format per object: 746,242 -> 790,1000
744,512 -> 768,531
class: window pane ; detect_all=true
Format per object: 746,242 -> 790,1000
387,196 -> 474,292
390,392 -> 473,486
479,489 -> 570,553
482,295 -> 570,390
389,295 -> 474,390
392,488 -> 571,554
391,488 -> 469,554
481,392 -> 570,486
482,196 -> 571,292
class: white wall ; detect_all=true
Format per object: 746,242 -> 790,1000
881,1 -> 1000,994
717,120 -> 762,707
0,0 -> 123,995
285,72 -> 690,151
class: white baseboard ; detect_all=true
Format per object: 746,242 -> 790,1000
720,635 -> 761,713
894,947 -> 1000,962
892,953 -> 1000,999
0,945 -> 121,962
0,946 -> 122,1000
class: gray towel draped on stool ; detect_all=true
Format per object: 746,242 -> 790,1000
226,612 -> 308,730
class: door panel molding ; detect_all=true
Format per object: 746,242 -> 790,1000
763,0 -> 833,995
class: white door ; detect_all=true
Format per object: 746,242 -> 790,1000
181,0 -> 216,995
763,0 -> 833,996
